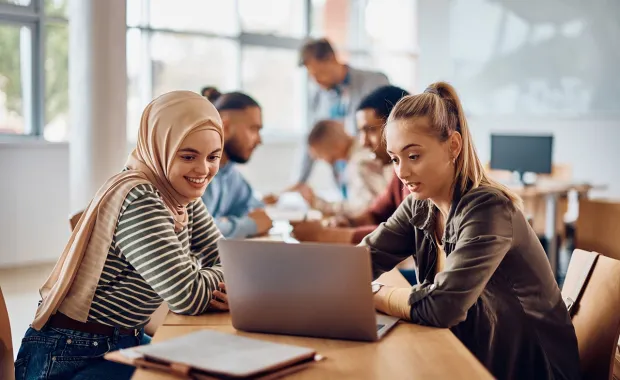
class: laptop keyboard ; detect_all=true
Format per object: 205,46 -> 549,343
376,324 -> 385,331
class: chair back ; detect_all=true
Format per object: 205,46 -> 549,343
562,249 -> 620,379
0,287 -> 14,380
576,199 -> 620,261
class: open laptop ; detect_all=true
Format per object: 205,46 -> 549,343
217,239 -> 399,342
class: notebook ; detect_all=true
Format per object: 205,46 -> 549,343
105,329 -> 322,379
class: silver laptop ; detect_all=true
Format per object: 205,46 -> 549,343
217,239 -> 399,342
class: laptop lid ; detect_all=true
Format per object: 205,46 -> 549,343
218,240 -> 379,341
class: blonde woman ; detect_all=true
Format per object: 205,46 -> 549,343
15,91 -> 228,380
367,82 -> 580,380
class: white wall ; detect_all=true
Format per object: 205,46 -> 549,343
0,142 -> 70,267
469,117 -> 620,196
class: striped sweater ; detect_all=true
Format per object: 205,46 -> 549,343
86,184 -> 224,328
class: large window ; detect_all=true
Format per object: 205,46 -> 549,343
0,0 -> 69,140
1,0 -> 417,141
128,0 -> 417,141
127,0 -> 310,140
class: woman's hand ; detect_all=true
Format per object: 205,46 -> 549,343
209,282 -> 229,311
373,285 -> 412,320
373,284 -> 395,316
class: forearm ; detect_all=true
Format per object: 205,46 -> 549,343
375,286 -> 412,321
214,216 -> 258,238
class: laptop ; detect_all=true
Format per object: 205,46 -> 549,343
217,239 -> 399,342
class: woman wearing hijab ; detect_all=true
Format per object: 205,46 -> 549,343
14,91 -> 227,380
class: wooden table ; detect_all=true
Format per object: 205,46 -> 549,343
132,269 -> 492,379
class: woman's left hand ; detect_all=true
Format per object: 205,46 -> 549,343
373,284 -> 395,316
210,282 -> 229,311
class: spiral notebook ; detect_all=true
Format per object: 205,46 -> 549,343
105,329 -> 323,379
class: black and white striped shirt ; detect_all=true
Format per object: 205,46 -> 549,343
87,184 -> 224,328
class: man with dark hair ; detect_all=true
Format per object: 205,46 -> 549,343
291,85 -> 416,283
294,38 -> 389,187
292,85 -> 412,244
355,85 -> 410,166
201,91 -> 273,239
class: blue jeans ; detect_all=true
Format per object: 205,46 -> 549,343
14,325 -> 151,380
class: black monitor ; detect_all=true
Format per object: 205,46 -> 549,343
490,134 -> 553,183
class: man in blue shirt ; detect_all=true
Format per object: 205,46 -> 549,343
201,91 -> 272,238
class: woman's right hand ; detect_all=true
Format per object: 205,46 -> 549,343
210,283 -> 229,311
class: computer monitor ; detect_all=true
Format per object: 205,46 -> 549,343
490,134 -> 553,184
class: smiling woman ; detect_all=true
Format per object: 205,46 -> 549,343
169,130 -> 223,200
13,91 -> 230,380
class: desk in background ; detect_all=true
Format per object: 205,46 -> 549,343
507,181 -> 596,276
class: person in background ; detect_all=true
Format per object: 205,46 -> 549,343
15,91 -> 229,380
368,82 -> 581,380
304,119 -> 388,216
201,91 -> 273,239
292,86 -> 411,245
291,38 -> 389,190
201,86 -> 221,102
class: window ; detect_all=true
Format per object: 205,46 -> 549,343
44,22 -> 69,141
44,0 -> 68,19
128,0 -> 417,139
0,0 -> 69,139
0,0 -> 32,5
150,34 -> 239,97
126,29 -> 240,139
149,0 -> 238,35
0,23 -> 32,135
242,47 -> 305,132
129,0 -> 309,139
238,0 -> 306,38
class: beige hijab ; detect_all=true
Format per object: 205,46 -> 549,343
32,91 -> 223,330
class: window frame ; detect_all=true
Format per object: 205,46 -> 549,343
126,0 -> 314,141
1,0 -> 418,141
0,0 -> 68,139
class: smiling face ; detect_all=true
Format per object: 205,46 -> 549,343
385,117 -> 461,201
168,129 -> 222,200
